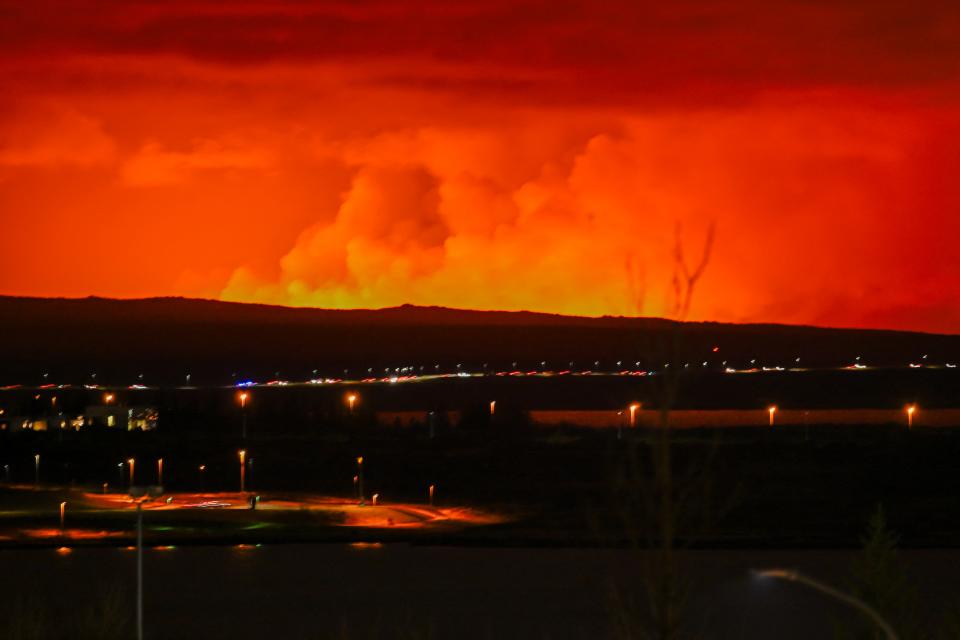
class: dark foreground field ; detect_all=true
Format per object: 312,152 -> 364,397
3,387 -> 960,638
4,544 -> 960,639
2,422 -> 959,549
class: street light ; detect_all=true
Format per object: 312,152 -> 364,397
34,454 -> 40,485
135,499 -> 145,640
346,393 -> 357,414
356,456 -> 365,506
906,404 -> 917,429
60,501 -> 66,531
238,392 -> 249,440
238,450 -> 246,493
130,486 -> 163,640
128,458 -> 136,487
429,484 -> 435,507
489,400 -> 496,416
768,405 -> 778,427
752,569 -> 899,640
629,402 -> 641,428
157,458 -> 163,486
104,393 -> 115,405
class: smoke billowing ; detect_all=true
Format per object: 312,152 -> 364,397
1,2 -> 959,332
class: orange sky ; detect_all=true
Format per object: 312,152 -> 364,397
1,1 -> 958,332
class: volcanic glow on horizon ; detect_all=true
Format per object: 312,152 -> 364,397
1,1 -> 958,332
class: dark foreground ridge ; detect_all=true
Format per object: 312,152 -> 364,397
1,295 -> 958,386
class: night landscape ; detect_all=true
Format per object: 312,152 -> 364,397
2,2 -> 959,639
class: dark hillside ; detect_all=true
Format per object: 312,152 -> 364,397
0,296 -> 956,385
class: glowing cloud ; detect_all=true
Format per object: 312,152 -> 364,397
1,1 -> 958,332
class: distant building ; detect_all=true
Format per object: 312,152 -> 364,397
127,406 -> 159,431
0,416 -> 42,431
84,405 -> 158,431
84,405 -> 129,428
0,407 -> 157,432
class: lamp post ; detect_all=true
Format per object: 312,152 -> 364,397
157,458 -> 163,486
130,486 -> 162,640
238,392 -> 249,440
906,404 -> 916,429
59,501 -> 66,531
34,454 -> 39,485
136,499 -> 144,640
769,405 -> 778,427
356,456 -> 365,506
238,450 -> 246,493
347,393 -> 357,415
489,400 -> 496,416
429,484 -> 435,507
752,569 -> 899,640
629,402 -> 640,428
127,458 -> 135,487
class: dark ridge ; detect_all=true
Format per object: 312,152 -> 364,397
0,295 -> 956,385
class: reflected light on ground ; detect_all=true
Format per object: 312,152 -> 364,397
349,542 -> 384,550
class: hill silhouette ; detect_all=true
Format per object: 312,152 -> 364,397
0,296 -> 956,386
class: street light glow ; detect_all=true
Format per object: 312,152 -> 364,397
752,568 -> 900,639
768,405 -> 778,427
906,404 -> 917,429
356,456 -> 365,505
239,449 -> 247,492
